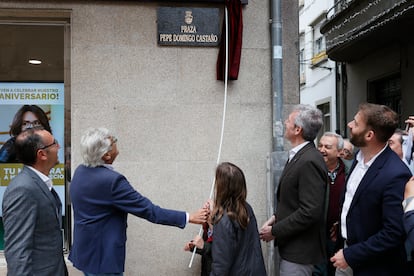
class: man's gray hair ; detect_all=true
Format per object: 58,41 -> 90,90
293,104 -> 323,141
80,127 -> 115,167
322,131 -> 344,150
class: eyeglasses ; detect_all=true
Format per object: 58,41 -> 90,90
39,139 -> 59,150
22,120 -> 42,130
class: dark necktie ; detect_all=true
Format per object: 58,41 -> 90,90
51,187 -> 62,227
51,187 -> 61,207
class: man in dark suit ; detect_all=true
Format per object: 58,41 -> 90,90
69,127 -> 209,276
260,104 -> 328,275
331,103 -> 412,275
2,127 -> 67,276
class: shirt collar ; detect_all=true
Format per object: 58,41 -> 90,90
26,165 -> 53,190
102,164 -> 114,170
288,141 -> 310,161
355,144 -> 388,168
291,141 -> 310,155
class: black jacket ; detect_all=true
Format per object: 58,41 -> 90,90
210,203 -> 266,276
0,137 -> 16,163
273,142 -> 328,265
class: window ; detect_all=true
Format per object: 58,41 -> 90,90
311,19 -> 328,65
314,36 -> 324,54
0,9 -> 71,251
299,33 -> 306,84
368,74 -> 403,126
317,102 -> 331,138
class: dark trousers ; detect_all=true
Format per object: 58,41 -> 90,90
313,238 -> 336,276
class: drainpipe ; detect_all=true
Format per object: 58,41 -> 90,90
267,0 -> 285,275
272,0 -> 283,152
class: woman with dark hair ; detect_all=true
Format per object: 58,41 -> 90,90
210,162 -> 266,276
0,105 -> 51,163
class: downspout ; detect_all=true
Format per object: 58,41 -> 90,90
342,63 -> 348,136
335,62 -> 340,134
267,0 -> 284,275
272,0 -> 283,152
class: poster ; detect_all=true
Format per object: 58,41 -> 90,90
0,82 -> 65,215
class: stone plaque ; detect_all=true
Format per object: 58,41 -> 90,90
157,7 -> 221,46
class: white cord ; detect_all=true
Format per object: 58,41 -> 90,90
188,5 -> 229,268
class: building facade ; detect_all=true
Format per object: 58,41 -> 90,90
0,1 -> 299,275
321,0 -> 414,134
299,0 -> 337,135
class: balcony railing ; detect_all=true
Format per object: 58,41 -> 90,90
321,0 -> 414,61
326,0 -> 355,19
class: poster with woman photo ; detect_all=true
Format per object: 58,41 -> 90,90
0,83 -> 65,218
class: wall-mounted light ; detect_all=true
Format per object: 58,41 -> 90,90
28,59 -> 42,65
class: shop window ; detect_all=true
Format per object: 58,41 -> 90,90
0,9 -> 71,251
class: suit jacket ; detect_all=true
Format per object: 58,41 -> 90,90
340,146 -> 412,275
272,142 -> 329,264
69,165 -> 187,274
2,166 -> 67,276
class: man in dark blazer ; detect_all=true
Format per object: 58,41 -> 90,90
2,127 -> 67,276
331,103 -> 412,275
260,104 -> 328,275
69,127 -> 208,275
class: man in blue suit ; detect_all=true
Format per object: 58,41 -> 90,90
331,103 -> 412,275
69,127 -> 208,276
